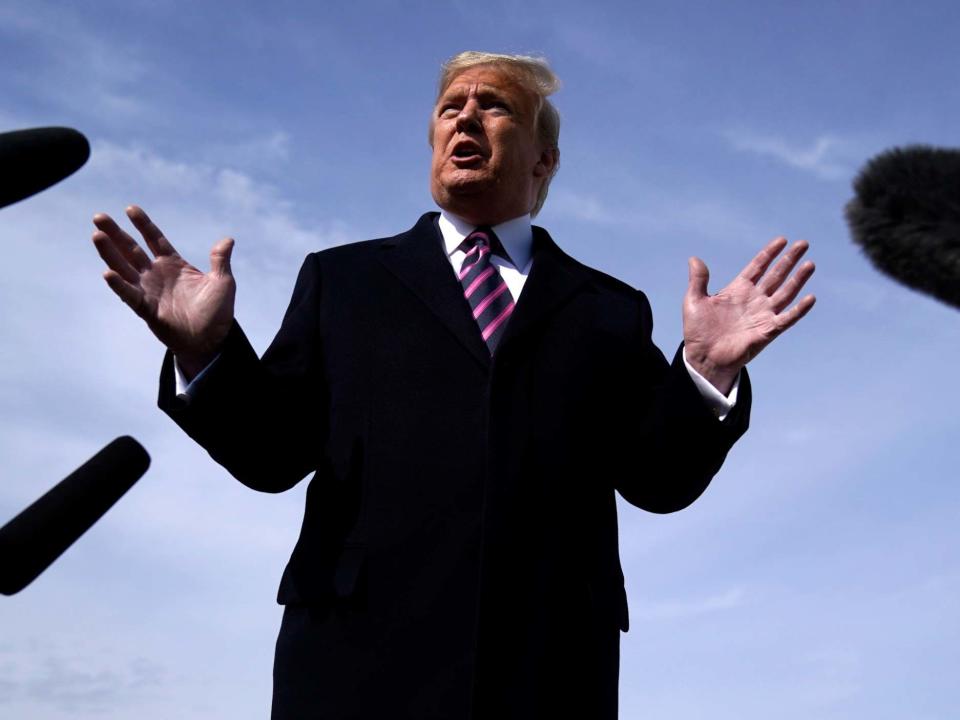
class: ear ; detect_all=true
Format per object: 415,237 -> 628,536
533,146 -> 559,178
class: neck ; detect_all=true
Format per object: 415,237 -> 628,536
435,189 -> 536,227
440,207 -> 530,230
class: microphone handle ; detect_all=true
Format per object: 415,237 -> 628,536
0,436 -> 150,596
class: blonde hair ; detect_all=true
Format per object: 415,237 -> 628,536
431,51 -> 561,217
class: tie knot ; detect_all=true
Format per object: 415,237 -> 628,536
463,226 -> 504,258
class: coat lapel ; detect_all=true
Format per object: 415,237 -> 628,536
378,213 -> 492,369
378,216 -> 590,367
497,225 -> 590,354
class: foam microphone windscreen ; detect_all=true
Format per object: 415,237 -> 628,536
0,436 -> 150,596
845,145 -> 960,310
0,126 -> 90,210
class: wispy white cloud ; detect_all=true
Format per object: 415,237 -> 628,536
0,3 -> 151,122
199,131 -> 293,173
549,186 -> 767,246
723,129 -> 852,180
0,638 -> 167,714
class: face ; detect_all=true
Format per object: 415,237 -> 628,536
430,66 -> 557,225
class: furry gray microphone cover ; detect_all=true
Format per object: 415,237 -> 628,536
845,145 -> 960,310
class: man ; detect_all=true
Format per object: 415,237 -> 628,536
91,52 -> 814,719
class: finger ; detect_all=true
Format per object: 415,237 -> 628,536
92,212 -> 152,272
771,260 -> 816,313
686,257 -> 710,299
92,230 -> 141,284
774,294 -> 816,334
739,236 -> 788,284
103,269 -> 145,315
209,237 -> 235,278
126,205 -> 179,258
758,240 -> 809,295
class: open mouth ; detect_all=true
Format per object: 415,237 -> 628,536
451,142 -> 485,164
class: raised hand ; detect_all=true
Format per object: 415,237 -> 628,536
682,237 -> 816,395
92,206 -> 236,378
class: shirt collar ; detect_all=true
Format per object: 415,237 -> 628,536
438,210 -> 534,269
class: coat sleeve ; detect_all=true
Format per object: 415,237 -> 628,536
614,289 -> 752,513
157,253 -> 327,493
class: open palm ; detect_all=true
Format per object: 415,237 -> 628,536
683,237 -> 816,393
92,206 -> 235,369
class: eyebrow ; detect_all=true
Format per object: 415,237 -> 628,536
439,83 -> 509,101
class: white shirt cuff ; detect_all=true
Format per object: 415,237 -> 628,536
174,353 -> 221,399
682,348 -> 739,422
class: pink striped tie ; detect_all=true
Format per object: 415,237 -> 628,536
459,227 -> 515,354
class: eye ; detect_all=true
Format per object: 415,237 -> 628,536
438,103 -> 461,118
482,99 -> 511,113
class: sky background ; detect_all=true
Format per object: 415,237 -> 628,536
1,1 -> 958,717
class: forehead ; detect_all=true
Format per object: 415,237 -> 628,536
439,66 -> 529,100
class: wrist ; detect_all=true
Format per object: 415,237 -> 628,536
684,349 -> 739,396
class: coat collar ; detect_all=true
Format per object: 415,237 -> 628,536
378,213 -> 589,369
437,210 -> 534,270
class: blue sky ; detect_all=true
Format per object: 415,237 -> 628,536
1,1 -> 958,717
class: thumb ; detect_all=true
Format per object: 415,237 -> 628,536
210,237 -> 234,278
686,256 -> 710,300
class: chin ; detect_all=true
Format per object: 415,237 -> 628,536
446,167 -> 494,189
434,176 -> 491,206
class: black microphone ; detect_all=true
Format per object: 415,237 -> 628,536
0,126 -> 91,210
845,145 -> 960,310
0,436 -> 150,595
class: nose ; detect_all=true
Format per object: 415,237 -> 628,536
455,98 -> 482,133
